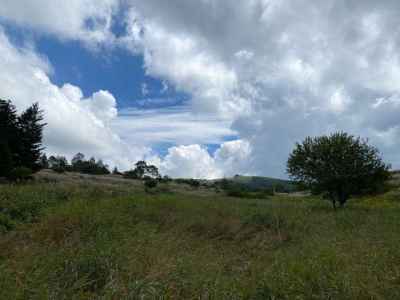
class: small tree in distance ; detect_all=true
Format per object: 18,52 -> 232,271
124,161 -> 160,180
287,132 -> 390,209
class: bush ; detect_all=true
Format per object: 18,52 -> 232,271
53,166 -> 66,173
0,213 -> 15,233
8,167 -> 33,182
174,178 -> 201,188
144,178 -> 158,190
160,175 -> 172,183
226,188 -> 272,199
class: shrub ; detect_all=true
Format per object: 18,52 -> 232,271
0,213 -> 15,233
144,178 -> 158,190
8,167 -> 33,182
174,178 -> 201,188
53,166 -> 66,174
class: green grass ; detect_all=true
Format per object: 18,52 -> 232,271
1,180 -> 400,299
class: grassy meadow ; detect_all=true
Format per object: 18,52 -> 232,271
1,172 -> 400,299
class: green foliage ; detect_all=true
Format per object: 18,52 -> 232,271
70,153 -> 110,175
287,132 -> 391,208
174,178 -> 201,188
144,177 -> 158,190
17,103 -> 46,171
112,167 -> 121,175
0,100 -> 19,163
217,178 -> 274,199
8,167 -> 33,182
160,175 -> 172,183
38,154 -> 49,169
228,175 -> 297,192
48,155 -> 69,173
0,142 -> 13,178
0,99 -> 45,176
0,213 -> 15,233
124,160 -> 160,179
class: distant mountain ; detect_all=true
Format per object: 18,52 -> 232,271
216,175 -> 297,193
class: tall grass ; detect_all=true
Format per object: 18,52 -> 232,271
1,181 -> 400,299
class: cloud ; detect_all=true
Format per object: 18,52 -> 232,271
112,106 -> 235,146
119,0 -> 400,176
159,144 -> 222,179
160,81 -> 169,94
157,139 -> 252,179
0,0 -> 119,46
0,27 -> 147,170
4,1 -> 400,177
141,82 -> 149,96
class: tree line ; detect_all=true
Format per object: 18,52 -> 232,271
40,153 -> 111,175
0,99 -> 392,208
0,99 -> 163,180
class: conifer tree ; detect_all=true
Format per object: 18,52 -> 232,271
17,103 -> 46,171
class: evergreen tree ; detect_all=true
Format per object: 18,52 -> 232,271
0,142 -> 13,177
39,154 -> 49,169
17,103 -> 46,171
0,99 -> 18,168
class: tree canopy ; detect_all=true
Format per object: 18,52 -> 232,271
124,161 -> 160,179
287,132 -> 390,208
0,99 -> 45,177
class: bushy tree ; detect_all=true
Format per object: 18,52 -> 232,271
48,155 -> 69,173
287,132 -> 390,208
39,154 -> 49,169
144,177 -> 158,190
124,161 -> 160,179
70,153 -> 110,175
71,152 -> 85,166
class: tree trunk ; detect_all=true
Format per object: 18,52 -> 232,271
338,191 -> 347,208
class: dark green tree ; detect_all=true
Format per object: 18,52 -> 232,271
17,103 -> 46,171
0,142 -> 13,177
48,155 -> 69,173
69,153 -> 110,175
0,100 -> 18,171
39,153 -> 49,169
287,132 -> 390,209
112,167 -> 121,175
124,161 -> 160,179
71,152 -> 85,166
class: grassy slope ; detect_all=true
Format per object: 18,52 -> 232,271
1,173 -> 400,299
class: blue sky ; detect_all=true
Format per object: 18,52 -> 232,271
37,36 -> 186,110
0,17 -> 238,178
3,22 -> 187,110
1,1 -> 400,178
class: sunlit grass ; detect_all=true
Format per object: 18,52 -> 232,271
1,180 -> 400,299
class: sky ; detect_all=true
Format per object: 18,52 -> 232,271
1,0 -> 400,179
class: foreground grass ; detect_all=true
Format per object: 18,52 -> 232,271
1,181 -> 400,299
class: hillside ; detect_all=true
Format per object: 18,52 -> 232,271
223,175 -> 296,192
1,172 -> 400,299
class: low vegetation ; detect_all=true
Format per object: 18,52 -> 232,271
1,172 -> 400,299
